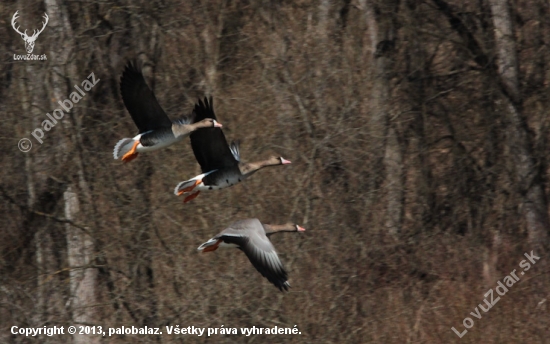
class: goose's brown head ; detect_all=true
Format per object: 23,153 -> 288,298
266,156 -> 291,166
196,118 -> 222,128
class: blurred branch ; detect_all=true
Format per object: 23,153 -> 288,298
431,0 -> 489,68
0,185 -> 91,234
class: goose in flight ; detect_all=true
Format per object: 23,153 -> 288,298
198,218 -> 305,291
113,61 -> 221,162
174,97 -> 290,203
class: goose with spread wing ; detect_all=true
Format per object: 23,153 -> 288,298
174,97 -> 291,203
113,61 -> 222,162
198,218 -> 306,291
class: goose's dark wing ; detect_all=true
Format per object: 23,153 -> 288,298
189,97 -> 239,172
120,60 -> 172,133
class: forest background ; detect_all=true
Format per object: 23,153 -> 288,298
1,0 -> 550,343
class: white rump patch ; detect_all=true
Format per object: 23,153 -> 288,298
113,138 -> 135,159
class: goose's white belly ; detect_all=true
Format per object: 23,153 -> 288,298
195,173 -> 246,191
134,133 -> 183,153
219,242 -> 239,248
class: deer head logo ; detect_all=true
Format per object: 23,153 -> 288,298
11,11 -> 49,54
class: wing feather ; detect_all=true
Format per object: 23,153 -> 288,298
189,97 -> 239,172
120,60 -> 172,132
217,219 -> 290,291
229,141 -> 241,162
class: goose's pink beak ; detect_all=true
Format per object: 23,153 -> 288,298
281,157 -> 291,165
214,120 -> 223,128
297,225 -> 306,232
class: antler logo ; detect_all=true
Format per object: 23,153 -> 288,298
11,11 -> 49,54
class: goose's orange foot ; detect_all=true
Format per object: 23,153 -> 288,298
183,191 -> 200,203
122,141 -> 140,162
202,240 -> 222,253
177,180 -> 201,196
122,153 -> 139,163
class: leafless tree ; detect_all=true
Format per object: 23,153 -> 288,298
0,1 -> 549,343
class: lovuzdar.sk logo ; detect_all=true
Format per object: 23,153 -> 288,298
11,11 -> 48,60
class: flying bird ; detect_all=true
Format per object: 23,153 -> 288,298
198,218 -> 306,291
174,97 -> 291,203
113,61 -> 222,162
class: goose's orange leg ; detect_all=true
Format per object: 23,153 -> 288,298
183,191 -> 200,203
177,180 -> 201,195
122,141 -> 140,162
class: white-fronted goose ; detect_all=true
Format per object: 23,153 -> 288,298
198,218 -> 306,291
174,97 -> 291,202
113,61 -> 222,162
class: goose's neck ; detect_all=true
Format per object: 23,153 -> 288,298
263,223 -> 296,235
239,159 -> 276,176
188,121 -> 206,130
172,122 -> 193,137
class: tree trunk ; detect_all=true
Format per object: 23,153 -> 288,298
44,1 -> 99,342
384,127 -> 403,236
488,0 -> 549,252
65,188 -> 98,342
15,2 -> 67,337
201,1 -> 227,94
361,0 -> 402,235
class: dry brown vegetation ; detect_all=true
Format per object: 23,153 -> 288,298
1,0 -> 550,343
